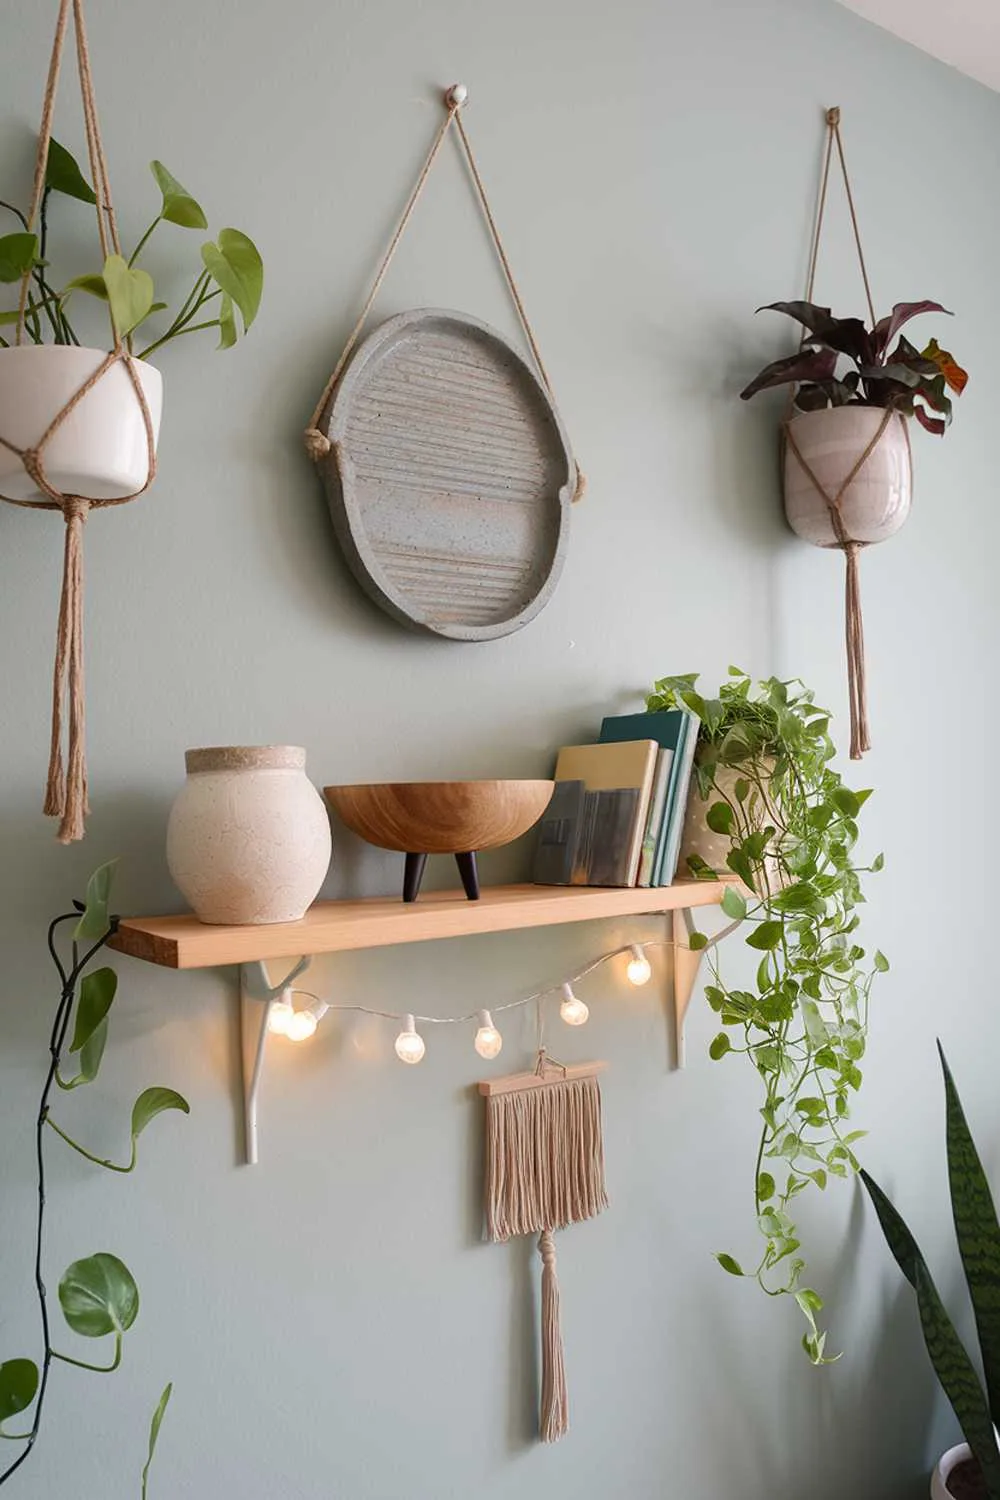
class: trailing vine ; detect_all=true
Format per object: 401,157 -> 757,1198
647,671 -> 885,1362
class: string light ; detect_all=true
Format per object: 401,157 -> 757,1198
559,983 -> 589,1027
394,1014 -> 426,1065
267,988 -> 295,1036
626,944 -> 652,987
272,992 -> 329,1043
474,1010 -> 503,1059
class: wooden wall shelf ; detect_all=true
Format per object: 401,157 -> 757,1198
109,880 -> 733,970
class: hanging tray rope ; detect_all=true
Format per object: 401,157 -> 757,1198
1,0 -> 156,842
304,83 -> 584,501
783,106 -> 909,761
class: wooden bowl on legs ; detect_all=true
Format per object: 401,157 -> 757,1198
323,780 -> 555,902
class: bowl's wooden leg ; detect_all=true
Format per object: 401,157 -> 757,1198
455,851 -> 480,901
403,852 -> 428,903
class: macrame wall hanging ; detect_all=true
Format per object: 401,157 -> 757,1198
1,0 -> 157,842
781,107 -> 910,761
479,1053 -> 608,1443
304,85 -> 583,642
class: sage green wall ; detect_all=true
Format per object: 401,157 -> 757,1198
1,1 -> 998,1496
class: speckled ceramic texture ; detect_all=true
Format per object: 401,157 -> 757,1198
318,308 -> 575,641
166,746 -> 332,925
784,406 -> 912,546
678,758 -> 782,887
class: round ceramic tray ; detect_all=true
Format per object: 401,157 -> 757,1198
316,308 -> 575,640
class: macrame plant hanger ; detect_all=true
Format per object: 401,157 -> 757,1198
304,83 -> 584,501
784,106 -> 905,761
1,0 -> 157,843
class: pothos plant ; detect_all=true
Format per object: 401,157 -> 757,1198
646,670 -> 885,1363
0,138 -> 262,354
0,863 -> 188,1494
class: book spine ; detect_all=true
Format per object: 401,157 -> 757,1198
659,713 -> 700,885
653,717 -> 689,886
637,749 -> 672,887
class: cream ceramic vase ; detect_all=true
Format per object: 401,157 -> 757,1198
783,406 -> 912,546
167,746 -> 332,925
678,758 -> 782,887
0,346 -> 162,502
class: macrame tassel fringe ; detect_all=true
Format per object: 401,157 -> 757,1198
843,542 -> 870,761
483,1076 -> 608,1241
44,498 -> 90,843
538,1229 -> 569,1443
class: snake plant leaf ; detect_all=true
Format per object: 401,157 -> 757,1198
141,1382 -> 173,1500
915,1258 -> 1000,1496
73,859 -> 117,941
149,161 -> 208,230
131,1087 -> 190,1144
0,1358 -> 38,1424
0,232 -> 39,284
70,966 -> 117,1055
940,1042 -> 1000,1429
103,255 -> 155,339
45,139 -> 96,204
200,229 -> 262,332
59,1253 -> 138,1339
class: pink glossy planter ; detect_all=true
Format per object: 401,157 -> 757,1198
783,406 -> 912,547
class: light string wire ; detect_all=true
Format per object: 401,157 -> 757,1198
283,922 -> 742,1031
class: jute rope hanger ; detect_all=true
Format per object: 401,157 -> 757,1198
0,0 -> 156,843
304,83 -> 585,502
783,106 -> 911,762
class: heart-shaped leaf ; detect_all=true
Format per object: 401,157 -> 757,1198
131,1087 -> 190,1143
103,255 -> 155,338
74,860 -> 117,941
59,1253 -> 138,1339
218,290 -> 237,350
0,1359 -> 38,1423
71,967 -> 117,1055
63,272 -> 109,301
45,140 -> 96,204
0,232 -> 39,284
721,886 -> 747,921
201,229 -> 263,332
746,920 -> 783,951
150,161 -> 207,230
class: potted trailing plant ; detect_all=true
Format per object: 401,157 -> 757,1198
739,301 -> 968,760
646,670 -> 885,1361
0,140 -> 263,501
0,864 -> 188,1493
862,1046 -> 1000,1500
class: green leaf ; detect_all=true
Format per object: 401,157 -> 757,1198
721,885 -> 747,921
218,291 -> 237,350
70,967 -> 117,1054
131,1087 -> 190,1143
734,778 -> 750,803
200,229 -> 263,332
45,140 -> 96,204
706,801 -> 734,835
142,1382 -> 173,1500
874,950 -> 890,973
746,921 -> 783,951
0,232 -> 39,283
77,1017 -> 109,1086
709,1032 -> 731,1060
715,1252 -> 744,1276
0,1359 -> 38,1424
59,1253 -> 139,1339
103,255 -> 155,338
150,161 -> 207,229
915,1257 -> 1000,1490
872,852 -> 885,872
939,1043 -> 1000,1429
832,786 -> 860,818
74,860 -> 117,941
757,1171 -> 776,1202
63,272 -> 109,301
688,931 -> 708,952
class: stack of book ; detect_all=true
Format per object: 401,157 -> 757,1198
533,707 -> 700,888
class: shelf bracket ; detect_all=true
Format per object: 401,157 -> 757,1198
671,907 -> 704,1069
240,956 -> 312,1165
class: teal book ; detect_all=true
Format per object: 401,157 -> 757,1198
655,710 -> 700,886
599,710 -> 690,886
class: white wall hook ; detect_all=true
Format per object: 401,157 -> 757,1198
240,956 -> 312,1165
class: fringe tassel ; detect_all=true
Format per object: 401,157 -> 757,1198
44,498 -> 89,843
538,1230 -> 569,1442
843,542 -> 870,761
484,1076 -> 607,1242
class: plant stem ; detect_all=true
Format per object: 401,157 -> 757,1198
51,1335 -> 122,1375
128,216 -> 162,269
139,318 -> 220,360
44,1116 -> 133,1174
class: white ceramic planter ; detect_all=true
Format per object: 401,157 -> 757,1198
0,345 -> 162,502
167,746 -> 332,926
784,406 -> 912,547
678,757 -> 784,888
931,1442 -> 973,1499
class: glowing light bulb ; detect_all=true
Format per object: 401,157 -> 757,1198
395,1014 -> 425,1065
286,1009 -> 318,1043
626,944 -> 652,987
268,989 -> 295,1036
474,1009 -> 503,1060
559,983 -> 589,1027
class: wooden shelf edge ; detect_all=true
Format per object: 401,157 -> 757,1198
108,879 -> 735,971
